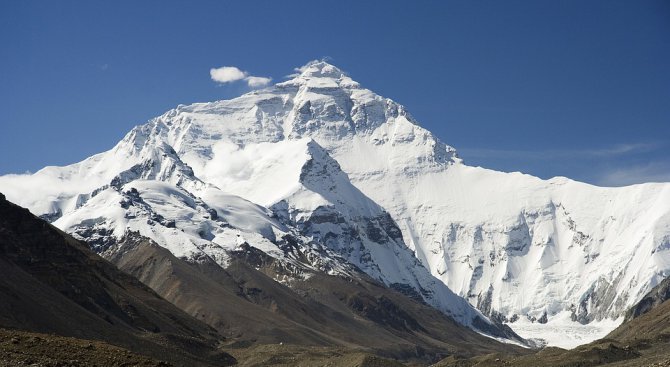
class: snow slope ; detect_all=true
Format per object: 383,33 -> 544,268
1,60 -> 669,347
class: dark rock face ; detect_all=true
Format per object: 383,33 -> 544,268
38,208 -> 62,223
230,242 -> 310,280
346,293 -> 425,332
389,283 -> 426,304
206,208 -> 218,220
72,224 -> 116,253
625,276 -> 670,321
476,286 -> 494,317
572,273 -> 627,324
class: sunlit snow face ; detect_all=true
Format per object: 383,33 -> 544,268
191,139 -> 310,207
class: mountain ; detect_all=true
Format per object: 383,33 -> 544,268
1,60 -> 669,348
0,192 -> 236,366
435,269 -> 670,367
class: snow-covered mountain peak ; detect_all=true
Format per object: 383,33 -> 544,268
108,61 -> 459,184
278,60 -> 359,89
3,61 -> 669,348
297,60 -> 345,77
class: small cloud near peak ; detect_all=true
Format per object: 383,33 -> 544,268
245,76 -> 272,87
210,65 -> 271,88
210,66 -> 247,83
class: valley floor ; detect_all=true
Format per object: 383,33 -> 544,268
4,325 -> 670,367
0,328 -> 430,367
0,328 -> 170,367
221,343 -> 406,367
435,338 -> 670,367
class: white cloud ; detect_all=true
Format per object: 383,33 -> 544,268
457,142 -> 669,187
459,142 -> 661,161
210,66 -> 248,83
244,76 -> 272,87
596,161 -> 670,187
0,171 -> 102,215
209,65 -> 272,88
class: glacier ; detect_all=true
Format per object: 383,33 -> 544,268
1,60 -> 669,348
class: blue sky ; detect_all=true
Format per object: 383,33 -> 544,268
1,0 -> 668,186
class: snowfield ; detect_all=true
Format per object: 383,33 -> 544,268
509,312 -> 624,349
1,60 -> 669,347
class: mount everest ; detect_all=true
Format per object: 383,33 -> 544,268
1,60 -> 668,348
